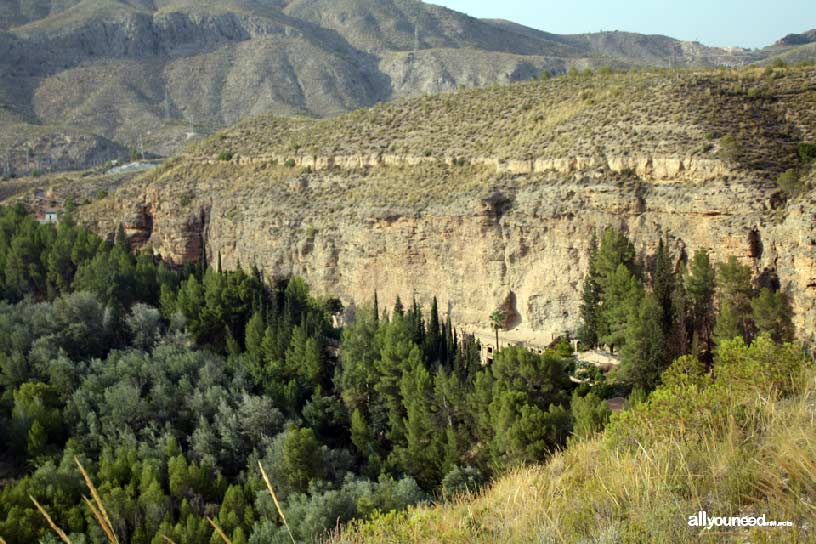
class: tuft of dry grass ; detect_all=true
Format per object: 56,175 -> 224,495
29,495 -> 73,544
75,457 -> 119,544
207,517 -> 234,544
259,460 -> 297,544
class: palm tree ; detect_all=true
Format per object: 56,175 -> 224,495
489,309 -> 505,354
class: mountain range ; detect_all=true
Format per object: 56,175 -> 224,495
0,0 -> 813,174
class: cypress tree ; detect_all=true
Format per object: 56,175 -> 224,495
373,290 -> 379,323
114,222 -> 128,252
578,234 -> 601,348
652,236 -> 675,337
426,296 -> 442,364
686,249 -> 716,362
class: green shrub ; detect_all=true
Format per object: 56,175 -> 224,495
441,466 -> 485,497
284,159 -> 296,168
776,168 -> 804,196
746,87 -> 764,98
718,134 -> 741,162
218,151 -> 234,161
797,142 -> 816,164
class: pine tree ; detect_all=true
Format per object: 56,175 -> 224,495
599,264 -> 643,353
396,362 -> 443,489
244,311 -> 265,360
374,315 -> 423,445
620,294 -> 669,391
594,227 -> 638,291
686,249 -> 716,361
713,256 -> 754,344
751,288 -> 795,343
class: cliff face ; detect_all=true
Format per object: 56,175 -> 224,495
82,160 -> 816,346
79,68 -> 816,345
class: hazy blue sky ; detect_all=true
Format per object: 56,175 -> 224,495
428,1 -> 816,49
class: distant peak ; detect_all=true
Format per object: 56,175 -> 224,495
775,29 -> 816,47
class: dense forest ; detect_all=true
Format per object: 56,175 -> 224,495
0,204 -> 798,543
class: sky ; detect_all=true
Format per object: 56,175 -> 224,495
428,0 -> 816,49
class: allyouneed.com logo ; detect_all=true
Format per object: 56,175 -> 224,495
688,511 -> 793,530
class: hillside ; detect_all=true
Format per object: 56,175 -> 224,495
0,0 -> 811,175
75,65 -> 816,349
335,336 -> 815,543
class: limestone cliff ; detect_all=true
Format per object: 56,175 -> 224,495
80,67 -> 816,346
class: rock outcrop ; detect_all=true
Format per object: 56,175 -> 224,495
82,158 -> 816,347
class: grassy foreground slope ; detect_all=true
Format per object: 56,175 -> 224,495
336,337 -> 815,544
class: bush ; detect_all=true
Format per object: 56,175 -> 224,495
797,142 -> 816,164
776,168 -> 804,196
718,134 -> 741,162
284,159 -> 296,168
441,466 -> 486,497
218,151 -> 234,161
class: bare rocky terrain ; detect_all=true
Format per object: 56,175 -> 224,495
0,0 -> 813,175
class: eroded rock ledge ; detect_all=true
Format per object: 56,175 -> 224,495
189,153 -> 731,181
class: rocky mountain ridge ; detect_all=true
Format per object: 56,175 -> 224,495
1,0 -> 812,175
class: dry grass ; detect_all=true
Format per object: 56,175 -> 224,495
207,517 -> 234,544
29,495 -> 73,544
335,367 -> 816,544
259,461 -> 297,544
74,457 -> 119,544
